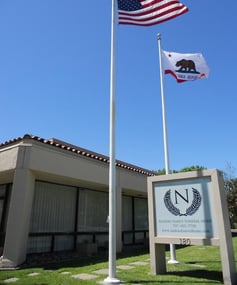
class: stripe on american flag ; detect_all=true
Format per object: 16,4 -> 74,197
117,0 -> 189,26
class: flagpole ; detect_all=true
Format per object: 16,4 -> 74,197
157,33 -> 179,264
104,0 -> 120,283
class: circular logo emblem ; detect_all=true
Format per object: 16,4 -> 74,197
164,188 -> 202,216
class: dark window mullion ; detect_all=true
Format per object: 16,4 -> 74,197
73,188 -> 80,249
132,197 -> 135,244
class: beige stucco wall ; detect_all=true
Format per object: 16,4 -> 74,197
0,146 -> 19,182
27,141 -> 148,193
0,147 -> 19,172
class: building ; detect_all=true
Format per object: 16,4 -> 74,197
0,134 -> 155,268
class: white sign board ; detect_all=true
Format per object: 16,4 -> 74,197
154,177 -> 216,238
147,169 -> 236,285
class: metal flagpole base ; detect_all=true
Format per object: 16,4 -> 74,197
168,244 -> 179,264
168,259 -> 180,264
103,276 -> 121,284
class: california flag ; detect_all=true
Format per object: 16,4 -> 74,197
162,50 -> 210,83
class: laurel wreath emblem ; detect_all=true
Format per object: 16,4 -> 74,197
164,188 -> 202,216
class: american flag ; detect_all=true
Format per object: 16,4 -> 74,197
117,0 -> 189,26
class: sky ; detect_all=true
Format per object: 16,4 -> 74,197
0,1 -> 236,176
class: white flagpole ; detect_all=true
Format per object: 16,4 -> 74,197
104,0 -> 120,283
157,33 -> 179,264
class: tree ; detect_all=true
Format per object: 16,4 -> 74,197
156,165 -> 206,175
223,162 -> 237,228
179,165 -> 206,172
226,178 -> 237,228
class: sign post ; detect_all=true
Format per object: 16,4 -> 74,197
147,169 -> 236,285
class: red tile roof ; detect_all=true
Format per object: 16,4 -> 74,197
0,134 -> 156,176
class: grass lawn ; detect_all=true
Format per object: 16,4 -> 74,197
0,237 -> 237,285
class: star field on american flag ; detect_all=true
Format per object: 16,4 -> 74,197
117,0 -> 142,11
